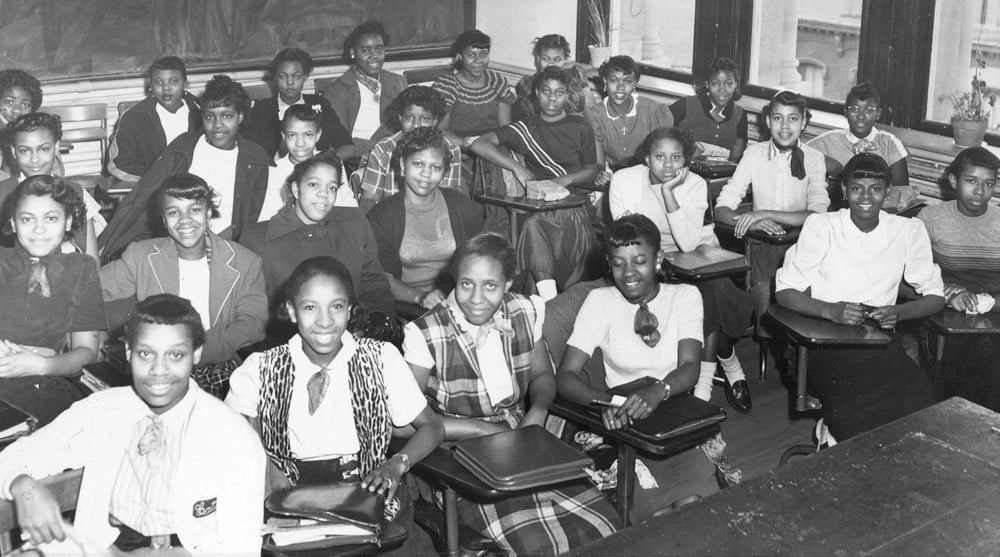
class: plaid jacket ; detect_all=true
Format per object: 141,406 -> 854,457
412,293 -> 538,423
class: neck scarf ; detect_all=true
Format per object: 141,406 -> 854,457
355,71 -> 381,103
445,294 -> 515,349
627,285 -> 661,347
306,365 -> 331,415
16,244 -> 62,298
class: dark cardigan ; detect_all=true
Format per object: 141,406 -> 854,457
367,188 -> 484,283
240,93 -> 352,158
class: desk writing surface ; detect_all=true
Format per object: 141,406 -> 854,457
713,218 -> 801,245
550,397 -> 722,457
662,245 -> 749,280
474,193 -> 588,213
927,308 -> 1000,335
767,305 -> 891,346
567,398 -> 1000,555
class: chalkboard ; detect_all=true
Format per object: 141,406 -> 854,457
0,0 -> 473,82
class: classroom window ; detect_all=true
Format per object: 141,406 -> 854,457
925,0 -> 1000,131
610,0 -> 695,73
748,0 -> 863,102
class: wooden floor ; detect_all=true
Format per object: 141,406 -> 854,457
704,337 -> 816,481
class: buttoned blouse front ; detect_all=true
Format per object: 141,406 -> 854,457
715,140 -> 829,213
775,209 -> 944,306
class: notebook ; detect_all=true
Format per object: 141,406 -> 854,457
607,385 -> 727,442
0,399 -> 36,443
453,425 -> 590,491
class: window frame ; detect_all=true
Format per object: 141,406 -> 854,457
577,0 -> 990,146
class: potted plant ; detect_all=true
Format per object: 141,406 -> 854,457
586,0 -> 613,68
946,51 -> 996,147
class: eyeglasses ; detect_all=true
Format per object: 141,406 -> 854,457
846,105 -> 879,116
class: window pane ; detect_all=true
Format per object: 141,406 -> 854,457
926,0 -> 1000,130
612,0 -> 695,73
749,0 -> 863,101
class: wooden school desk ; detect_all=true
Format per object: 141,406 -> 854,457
766,305 -> 890,412
473,192 -> 588,247
549,397 -> 722,528
661,244 -> 749,282
927,307 -> 1000,362
567,397 -> 1000,555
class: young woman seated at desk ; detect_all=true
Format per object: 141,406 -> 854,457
557,214 -> 737,522
401,233 -> 618,556
774,153 -> 944,441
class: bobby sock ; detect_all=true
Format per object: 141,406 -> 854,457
718,349 -> 746,383
536,279 -> 558,302
694,361 -> 716,401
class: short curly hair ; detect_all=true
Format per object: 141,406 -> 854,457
532,34 -> 571,58
695,57 -> 741,101
0,70 -> 43,111
450,29 -> 491,69
281,104 -> 322,130
841,152 -> 891,188
386,86 -> 447,130
452,233 -> 516,282
344,20 -> 390,60
11,175 -> 86,235
270,47 -> 314,76
535,65 -> 571,89
8,112 -> 62,142
392,127 -> 454,174
201,75 -> 251,115
639,127 -> 698,163
155,172 -> 220,219
599,55 -> 640,81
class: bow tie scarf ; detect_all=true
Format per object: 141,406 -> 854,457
473,317 -> 515,349
852,138 -> 877,155
633,301 -> 661,347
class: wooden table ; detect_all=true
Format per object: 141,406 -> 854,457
662,245 -> 749,282
473,192 -> 588,246
927,308 -> 1000,361
766,305 -> 890,411
567,397 -> 1000,555
550,397 -> 723,528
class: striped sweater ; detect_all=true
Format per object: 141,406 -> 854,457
918,201 -> 1000,295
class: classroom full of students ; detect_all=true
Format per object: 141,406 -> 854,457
0,18 -> 992,557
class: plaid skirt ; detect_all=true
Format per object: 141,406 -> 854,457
517,205 -> 597,290
459,480 -> 618,556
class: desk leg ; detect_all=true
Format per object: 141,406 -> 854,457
795,345 -> 809,412
508,209 -> 520,248
616,443 -> 636,528
445,486 -> 459,556
936,334 -> 945,363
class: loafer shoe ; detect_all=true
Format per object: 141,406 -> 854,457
725,379 -> 752,413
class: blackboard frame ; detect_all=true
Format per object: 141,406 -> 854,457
25,0 -> 476,85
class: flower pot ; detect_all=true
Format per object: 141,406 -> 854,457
588,45 -> 613,68
952,117 -> 989,147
